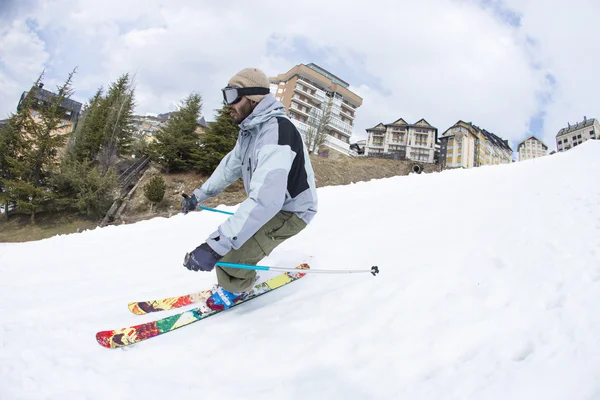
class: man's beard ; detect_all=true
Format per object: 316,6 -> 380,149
231,100 -> 254,124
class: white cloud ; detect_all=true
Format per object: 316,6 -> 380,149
500,0 -> 600,148
0,19 -> 49,117
0,0 -> 597,153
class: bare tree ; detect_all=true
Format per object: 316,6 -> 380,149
304,96 -> 334,154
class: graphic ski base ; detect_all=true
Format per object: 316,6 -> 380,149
96,264 -> 309,349
128,289 -> 212,315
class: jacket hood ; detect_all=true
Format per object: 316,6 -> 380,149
239,93 -> 288,132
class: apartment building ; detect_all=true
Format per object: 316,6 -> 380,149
17,83 -> 82,136
364,118 -> 438,163
556,117 -> 598,152
517,136 -> 548,161
439,120 -> 512,169
269,63 -> 363,156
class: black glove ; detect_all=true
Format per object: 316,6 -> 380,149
181,193 -> 199,214
183,242 -> 223,272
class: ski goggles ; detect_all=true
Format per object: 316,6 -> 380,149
221,86 -> 270,105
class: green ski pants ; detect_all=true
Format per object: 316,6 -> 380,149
216,210 -> 307,293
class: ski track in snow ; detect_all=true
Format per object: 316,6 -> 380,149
1,141 -> 600,399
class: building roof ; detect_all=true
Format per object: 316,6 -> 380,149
198,116 -> 208,128
366,122 -> 386,131
269,63 -> 363,106
517,135 -> 548,149
442,120 -> 512,152
305,63 -> 349,88
556,118 -> 596,137
19,85 -> 83,118
482,128 -> 512,152
366,118 -> 437,132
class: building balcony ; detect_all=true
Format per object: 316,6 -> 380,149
327,118 -> 352,136
297,76 -> 320,92
289,102 -> 310,117
340,108 -> 354,120
292,95 -> 317,111
294,85 -> 325,104
341,101 -> 356,111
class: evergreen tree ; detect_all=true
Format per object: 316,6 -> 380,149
0,117 -> 24,219
2,69 -> 77,223
98,74 -> 136,171
50,157 -> 118,218
66,73 -> 135,170
143,174 -> 166,213
148,92 -> 203,173
195,105 -> 239,174
68,87 -> 108,162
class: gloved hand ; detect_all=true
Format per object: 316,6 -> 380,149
183,242 -> 223,272
181,193 -> 199,214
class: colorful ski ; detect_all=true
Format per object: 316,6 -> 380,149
96,264 -> 309,349
128,289 -> 212,315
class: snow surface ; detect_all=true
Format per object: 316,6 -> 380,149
1,141 -> 600,399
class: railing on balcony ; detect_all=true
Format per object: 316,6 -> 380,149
292,95 -> 316,111
297,76 -> 320,92
327,117 -> 352,136
322,134 -> 350,154
294,84 -> 325,103
340,108 -> 354,120
341,101 -> 356,111
289,102 -> 310,117
290,118 -> 357,157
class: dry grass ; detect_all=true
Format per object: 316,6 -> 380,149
1,152 -> 441,242
0,212 -> 98,243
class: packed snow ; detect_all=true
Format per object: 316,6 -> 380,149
1,141 -> 600,399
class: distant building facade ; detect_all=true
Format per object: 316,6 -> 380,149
439,120 -> 512,169
517,136 -> 548,161
364,118 -> 438,163
556,117 -> 598,152
269,63 -> 363,157
17,83 -> 83,136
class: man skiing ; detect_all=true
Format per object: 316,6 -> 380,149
181,67 -> 318,311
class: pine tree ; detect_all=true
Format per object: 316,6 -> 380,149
2,69 -> 77,223
98,74 -> 136,171
68,87 -> 108,162
0,117 -> 24,219
66,73 -> 136,170
50,157 -> 118,218
143,174 -> 166,213
148,92 -> 203,173
195,105 -> 239,174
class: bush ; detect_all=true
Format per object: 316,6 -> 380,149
143,174 -> 166,211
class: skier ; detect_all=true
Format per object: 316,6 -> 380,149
181,67 -> 318,311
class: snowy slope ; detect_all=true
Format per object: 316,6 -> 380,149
1,141 -> 600,400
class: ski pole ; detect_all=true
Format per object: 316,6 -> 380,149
199,205 -> 234,215
199,206 -> 379,276
216,262 -> 380,276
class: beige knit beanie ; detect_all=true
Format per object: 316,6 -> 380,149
227,67 -> 270,103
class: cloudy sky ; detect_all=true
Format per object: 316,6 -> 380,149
1,0 -> 598,152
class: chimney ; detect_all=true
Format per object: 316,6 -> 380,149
584,116 -> 587,122
38,83 -> 44,89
